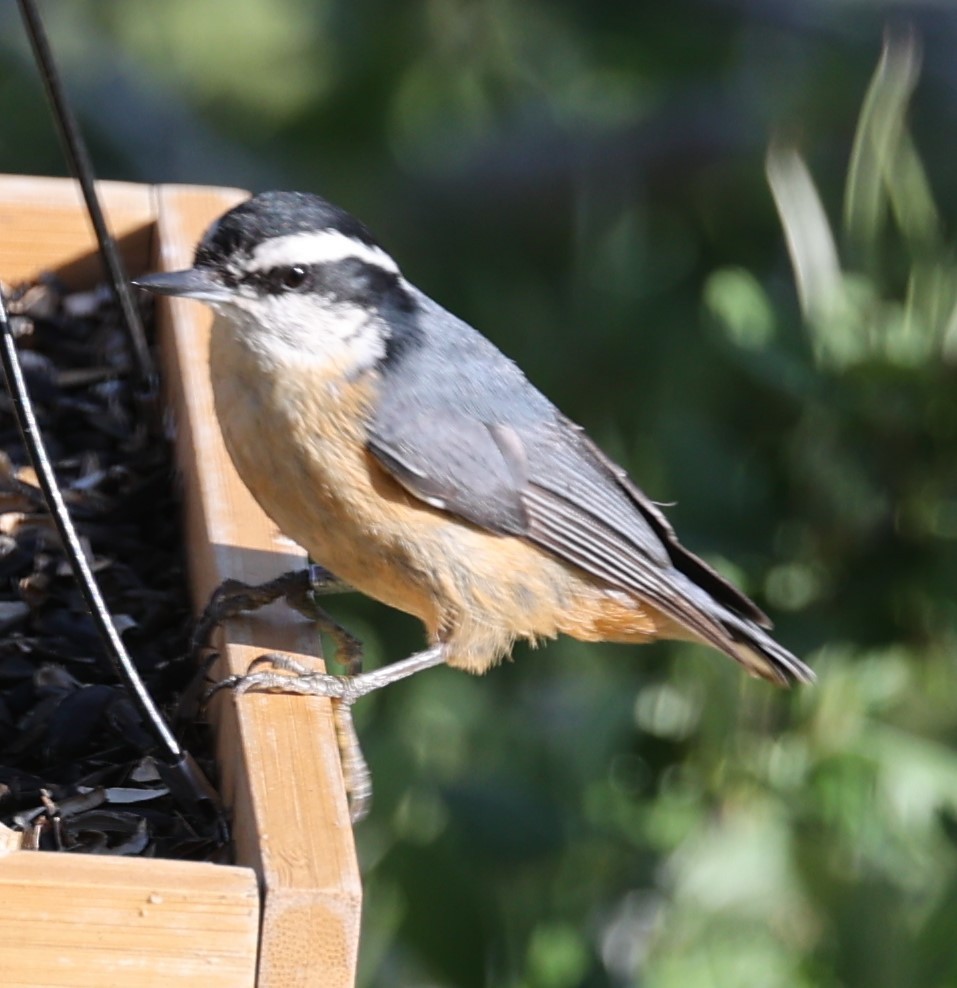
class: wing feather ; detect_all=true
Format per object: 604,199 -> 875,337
369,406 -> 737,651
522,482 -> 734,648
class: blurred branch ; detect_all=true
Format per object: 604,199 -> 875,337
843,29 -> 923,264
766,143 -> 842,327
767,30 -> 957,369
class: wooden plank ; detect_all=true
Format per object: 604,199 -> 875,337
0,822 -> 23,854
152,184 -> 362,987
0,850 -> 259,988
0,175 -> 154,288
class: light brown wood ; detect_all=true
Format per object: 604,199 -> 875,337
0,852 -> 258,988
152,185 -> 362,987
0,175 -> 362,987
0,822 -> 23,854
0,175 -> 154,289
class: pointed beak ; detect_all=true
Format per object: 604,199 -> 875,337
132,267 -> 233,304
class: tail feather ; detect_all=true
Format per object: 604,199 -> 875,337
720,611 -> 814,687
666,570 -> 814,687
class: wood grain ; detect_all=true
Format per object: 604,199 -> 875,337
152,185 -> 362,987
0,175 -> 154,289
0,849 -> 258,988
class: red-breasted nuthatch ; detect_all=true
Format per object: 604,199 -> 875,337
135,191 -> 813,819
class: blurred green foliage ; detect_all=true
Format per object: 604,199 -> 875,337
3,2 -> 957,985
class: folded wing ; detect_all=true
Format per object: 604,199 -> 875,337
368,402 -> 813,685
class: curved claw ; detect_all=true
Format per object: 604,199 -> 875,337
201,644 -> 447,826
201,651 -> 373,823
191,569 -> 363,674
203,652 -> 354,700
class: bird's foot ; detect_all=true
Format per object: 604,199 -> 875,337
192,565 -> 362,674
206,645 -> 448,823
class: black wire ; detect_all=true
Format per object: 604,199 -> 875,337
0,295 -> 178,756
16,0 -> 156,399
11,0 -> 226,834
0,294 -> 225,834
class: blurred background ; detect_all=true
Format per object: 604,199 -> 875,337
2,1 -> 957,985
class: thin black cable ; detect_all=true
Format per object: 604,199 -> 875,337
12,1 -> 224,834
0,294 -> 225,832
0,294 -> 179,757
16,0 -> 156,398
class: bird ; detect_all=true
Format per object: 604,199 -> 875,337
134,190 -> 813,819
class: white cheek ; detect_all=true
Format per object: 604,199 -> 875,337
220,293 -> 386,374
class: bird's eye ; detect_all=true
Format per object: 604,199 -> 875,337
270,265 -> 308,291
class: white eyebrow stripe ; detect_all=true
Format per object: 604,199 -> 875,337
248,230 -> 399,274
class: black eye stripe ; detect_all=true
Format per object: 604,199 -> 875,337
243,258 -> 412,311
242,263 -> 313,294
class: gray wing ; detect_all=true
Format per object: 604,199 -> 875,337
367,410 -> 528,534
368,399 -> 738,648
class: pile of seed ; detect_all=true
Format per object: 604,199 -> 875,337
0,278 -> 221,859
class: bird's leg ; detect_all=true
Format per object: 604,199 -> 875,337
208,644 -> 448,822
222,644 -> 447,701
333,701 -> 372,823
195,562 -> 379,819
280,567 -> 363,676
179,569 -> 344,727
192,563 -> 360,671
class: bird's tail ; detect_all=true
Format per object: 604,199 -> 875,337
662,567 -> 814,687
717,609 -> 814,687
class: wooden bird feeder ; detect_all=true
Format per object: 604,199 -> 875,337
0,175 -> 361,987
